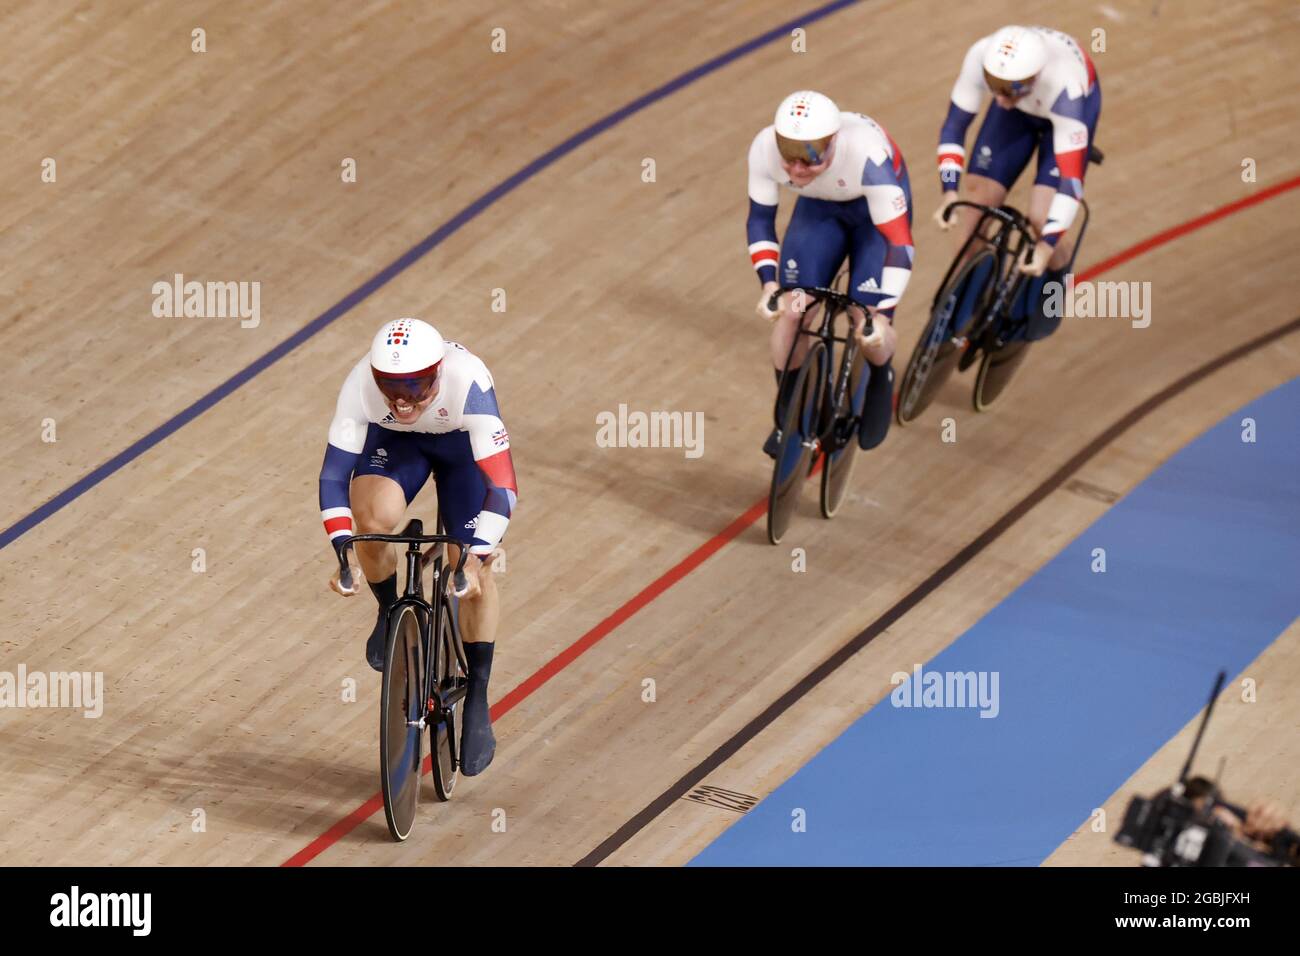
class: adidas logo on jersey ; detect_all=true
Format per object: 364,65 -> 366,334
857,277 -> 881,293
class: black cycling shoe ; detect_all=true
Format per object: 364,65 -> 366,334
365,609 -> 387,672
763,427 -> 781,459
364,576 -> 398,673
459,692 -> 496,776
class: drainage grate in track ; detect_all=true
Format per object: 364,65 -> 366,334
682,785 -> 759,813
1064,478 -> 1121,504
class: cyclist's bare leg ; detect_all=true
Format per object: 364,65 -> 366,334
951,174 -> 1008,263
349,474 -> 408,670
446,543 -> 499,646
769,296 -> 823,372
446,541 -> 499,775
763,296 -> 823,455
350,475 -> 406,582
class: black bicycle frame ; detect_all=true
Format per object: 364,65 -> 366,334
340,521 -> 471,723
938,199 -> 1092,345
772,285 -> 872,438
945,203 -> 1034,336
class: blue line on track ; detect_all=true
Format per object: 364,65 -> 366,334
1,0 -> 860,550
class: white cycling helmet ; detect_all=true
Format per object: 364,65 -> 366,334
370,317 -> 446,404
982,26 -> 1048,98
773,90 -> 841,165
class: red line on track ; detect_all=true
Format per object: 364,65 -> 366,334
1076,174 -> 1300,281
282,176 -> 1300,866
492,496 -> 771,717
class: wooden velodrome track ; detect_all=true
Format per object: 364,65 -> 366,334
1,0 -> 1297,866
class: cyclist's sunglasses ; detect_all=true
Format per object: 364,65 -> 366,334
984,69 -> 1037,99
776,132 -> 835,167
373,363 -> 441,404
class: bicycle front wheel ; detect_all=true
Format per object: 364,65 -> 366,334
380,603 -> 425,842
767,340 -> 827,545
429,599 -> 464,801
820,344 -> 865,519
897,248 -> 996,425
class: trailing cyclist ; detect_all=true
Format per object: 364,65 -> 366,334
932,25 -> 1102,342
746,90 -> 915,458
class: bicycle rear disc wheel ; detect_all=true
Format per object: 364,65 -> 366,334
897,249 -> 997,425
820,346 -> 865,518
973,339 -> 1030,412
767,341 -> 827,545
429,603 -> 463,801
380,604 -> 425,842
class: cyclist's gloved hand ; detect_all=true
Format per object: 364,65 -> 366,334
1017,240 -> 1052,277
329,534 -> 359,596
933,191 -> 959,231
455,552 -> 496,599
755,282 -> 782,322
853,307 -> 897,366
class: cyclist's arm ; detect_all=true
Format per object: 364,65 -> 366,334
318,363 -> 368,549
746,130 -> 781,285
936,39 -> 989,195
461,381 -> 517,556
1041,86 -> 1090,246
861,157 -> 915,320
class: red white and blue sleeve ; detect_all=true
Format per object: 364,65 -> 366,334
861,145 -> 915,320
745,129 -> 782,285
318,361 -> 369,549
461,379 -> 518,555
936,39 -> 990,194
1041,87 -> 1090,246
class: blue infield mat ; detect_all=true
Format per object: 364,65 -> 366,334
692,377 -> 1300,866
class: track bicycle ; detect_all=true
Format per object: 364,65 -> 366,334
336,519 -> 470,841
766,272 -> 875,544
